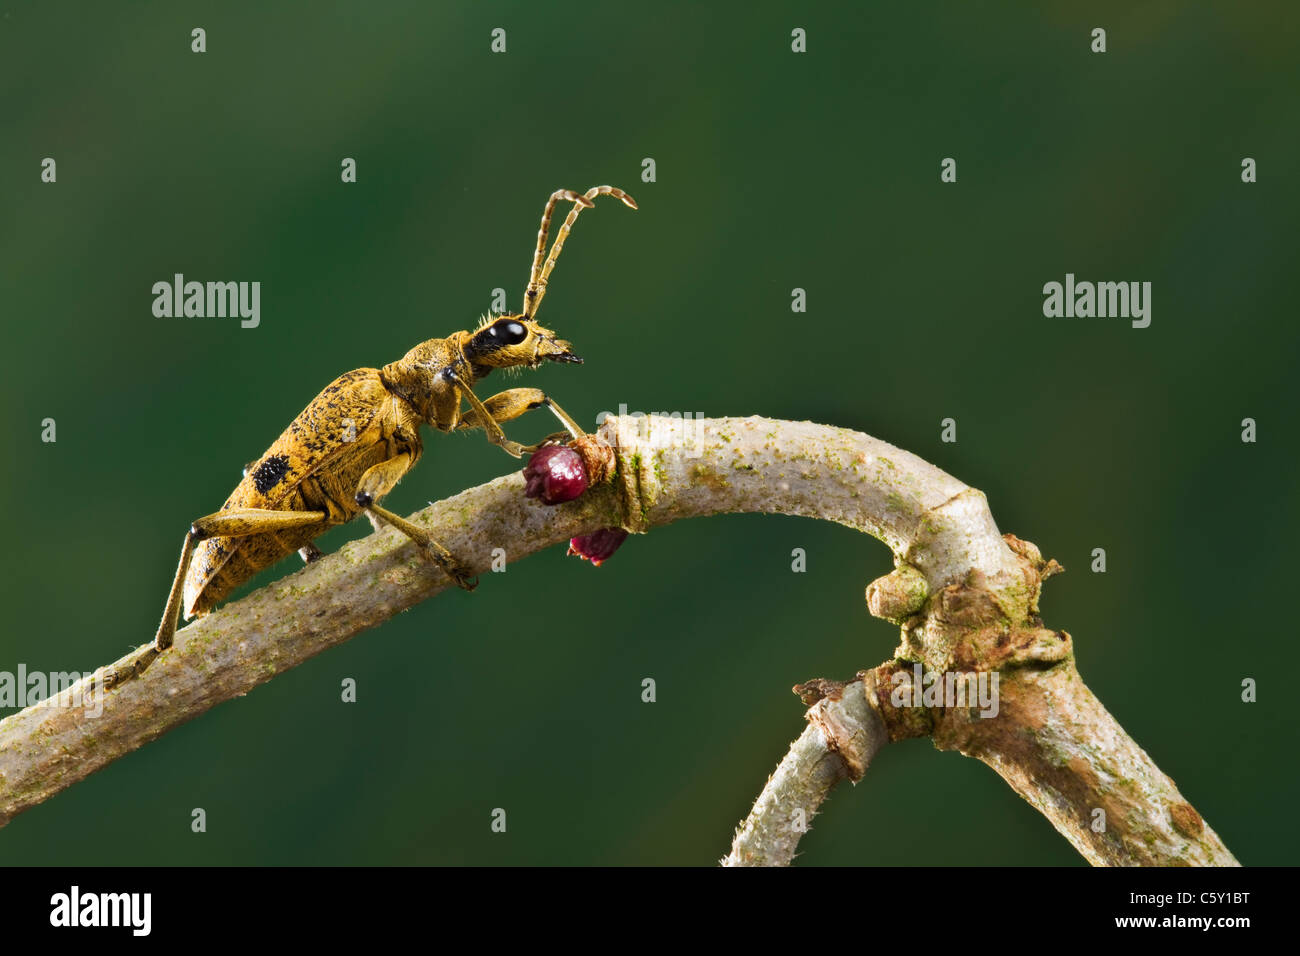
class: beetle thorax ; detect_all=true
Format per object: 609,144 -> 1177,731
379,335 -> 481,422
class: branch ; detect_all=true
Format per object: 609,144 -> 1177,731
0,416 -> 1239,868
722,673 -> 890,866
723,545 -> 1240,866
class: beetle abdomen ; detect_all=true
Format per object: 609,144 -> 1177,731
185,522 -> 329,618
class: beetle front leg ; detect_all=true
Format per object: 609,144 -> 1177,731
452,383 -> 587,455
440,370 -> 531,458
353,455 -> 478,592
449,379 -> 587,457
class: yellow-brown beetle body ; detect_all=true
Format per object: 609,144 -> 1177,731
107,186 -> 636,687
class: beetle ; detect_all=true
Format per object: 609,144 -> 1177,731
106,185 -> 637,687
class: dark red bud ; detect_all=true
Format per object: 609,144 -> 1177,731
568,528 -> 629,567
523,445 -> 588,504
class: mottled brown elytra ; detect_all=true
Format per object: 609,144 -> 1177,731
108,186 -> 637,688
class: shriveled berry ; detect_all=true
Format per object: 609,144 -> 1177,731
523,445 -> 588,504
568,528 -> 629,567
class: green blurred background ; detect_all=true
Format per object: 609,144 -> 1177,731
2,1 -> 1297,865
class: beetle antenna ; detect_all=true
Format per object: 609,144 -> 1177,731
523,185 -> 637,319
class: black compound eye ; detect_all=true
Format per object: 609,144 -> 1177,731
495,320 -> 528,345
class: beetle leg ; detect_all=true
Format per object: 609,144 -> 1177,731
299,542 -> 325,563
441,370 -> 529,458
519,395 -> 586,449
452,384 -> 587,455
353,457 -> 478,592
529,430 -> 575,449
103,508 -> 328,690
356,497 -> 478,593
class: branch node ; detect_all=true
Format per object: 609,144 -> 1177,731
804,681 -> 884,782
599,419 -> 653,533
792,678 -> 846,706
866,564 -> 929,623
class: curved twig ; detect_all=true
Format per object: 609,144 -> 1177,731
0,415 -> 1238,867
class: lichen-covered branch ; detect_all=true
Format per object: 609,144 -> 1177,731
724,536 -> 1240,867
722,673 -> 890,866
0,415 -> 1239,868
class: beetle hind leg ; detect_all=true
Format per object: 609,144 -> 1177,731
101,508 -> 327,691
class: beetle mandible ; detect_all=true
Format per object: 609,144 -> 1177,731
107,185 -> 637,687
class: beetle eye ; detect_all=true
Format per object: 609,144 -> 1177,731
496,320 -> 528,345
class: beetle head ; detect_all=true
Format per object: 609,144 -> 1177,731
465,314 -> 581,370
